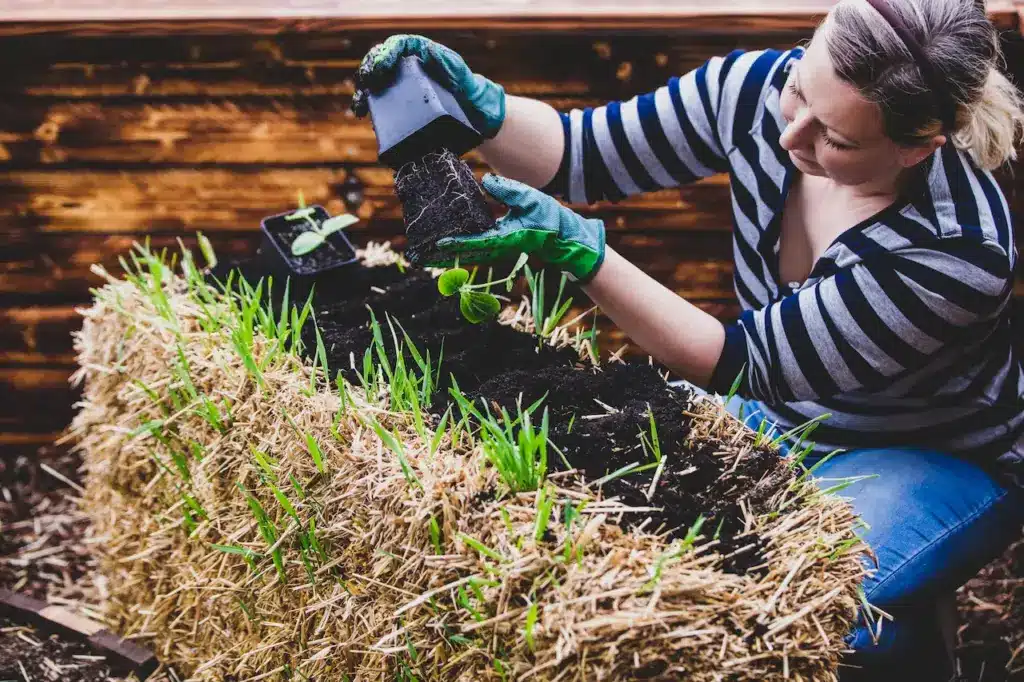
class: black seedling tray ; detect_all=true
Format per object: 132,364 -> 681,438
367,56 -> 483,168
260,205 -> 359,277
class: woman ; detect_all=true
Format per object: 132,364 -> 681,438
354,0 -> 1024,678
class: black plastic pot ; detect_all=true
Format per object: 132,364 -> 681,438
367,56 -> 484,168
259,205 -> 358,277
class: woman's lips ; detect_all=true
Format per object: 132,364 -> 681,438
791,152 -> 817,167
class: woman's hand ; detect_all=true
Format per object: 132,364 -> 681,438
352,35 -> 506,139
429,174 -> 606,283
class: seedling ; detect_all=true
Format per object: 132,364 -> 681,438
458,533 -> 505,563
428,515 -> 444,555
639,408 -> 668,501
363,412 -> 422,490
288,211 -> 360,256
523,266 -> 574,344
449,384 -> 551,493
523,602 -> 540,652
437,253 -> 529,324
237,481 -> 287,583
642,515 -> 705,593
533,485 -> 556,542
638,408 -> 663,464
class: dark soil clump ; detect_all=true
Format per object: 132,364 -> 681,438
267,220 -> 355,275
394,150 -> 494,265
0,618 -> 113,682
470,363 -> 780,573
306,269 -> 579,398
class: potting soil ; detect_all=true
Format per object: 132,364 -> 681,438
394,150 -> 494,265
266,219 -> 357,275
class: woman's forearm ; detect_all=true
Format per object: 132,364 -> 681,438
583,247 -> 727,387
478,96 -> 564,189
479,98 -> 726,384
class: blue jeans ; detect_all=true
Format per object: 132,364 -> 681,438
699,388 -> 1024,680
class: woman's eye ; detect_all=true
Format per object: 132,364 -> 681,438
787,78 -> 806,103
823,135 -> 852,151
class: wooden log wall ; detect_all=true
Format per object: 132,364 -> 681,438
2,13 -> 1023,457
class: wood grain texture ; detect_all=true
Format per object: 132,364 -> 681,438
0,32 -> 793,99
0,2 -> 1017,34
0,168 -> 734,236
1,232 -> 261,299
0,588 -> 158,678
0,306 -> 80,364
0,367 -> 76,434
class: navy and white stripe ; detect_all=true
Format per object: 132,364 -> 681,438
543,48 -> 1024,484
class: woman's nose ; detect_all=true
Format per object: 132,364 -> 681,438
780,109 -> 814,151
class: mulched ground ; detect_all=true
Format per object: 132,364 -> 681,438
0,447 -> 180,682
957,537 -> 1024,681
0,618 -> 114,682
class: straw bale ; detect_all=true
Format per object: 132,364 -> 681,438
68,246 -> 869,681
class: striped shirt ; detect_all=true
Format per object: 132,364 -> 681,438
543,48 -> 1024,486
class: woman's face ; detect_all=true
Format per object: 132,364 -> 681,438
778,36 -> 940,188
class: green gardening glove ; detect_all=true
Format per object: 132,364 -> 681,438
352,34 -> 506,139
432,174 -> 606,283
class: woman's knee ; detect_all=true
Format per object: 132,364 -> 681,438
813,447 -> 1021,604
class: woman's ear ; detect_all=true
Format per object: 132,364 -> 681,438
899,134 -> 947,168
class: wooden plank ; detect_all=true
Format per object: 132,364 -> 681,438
0,589 -> 158,679
0,432 -> 64,460
0,168 -> 736,235
3,95 -> 690,166
0,233 -> 262,299
0,368 -> 76,434
0,2 -> 1016,35
0,306 -> 80,365
0,32 -> 795,99
0,98 -> 375,166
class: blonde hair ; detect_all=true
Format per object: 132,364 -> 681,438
820,0 -> 1024,170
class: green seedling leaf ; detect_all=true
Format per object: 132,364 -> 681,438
130,419 -> 165,439
291,231 -> 326,256
267,479 -> 300,522
524,602 -> 539,652
458,533 -> 504,563
304,432 -> 326,474
236,598 -> 258,622
210,543 -> 263,560
429,406 -> 452,456
460,291 -> 501,324
507,252 -> 530,292
250,445 -> 278,479
725,364 -> 747,404
289,473 -> 307,500
287,206 -> 316,221
181,492 -> 208,520
428,515 -> 443,555
534,486 -> 555,542
438,268 -> 470,297
320,214 -> 359,236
